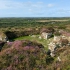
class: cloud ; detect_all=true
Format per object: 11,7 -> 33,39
47,4 -> 54,7
56,9 -> 70,14
0,0 -> 8,9
0,0 -> 24,9
0,0 -> 56,17
0,0 -> 55,10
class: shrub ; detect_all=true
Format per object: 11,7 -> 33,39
0,40 -> 47,70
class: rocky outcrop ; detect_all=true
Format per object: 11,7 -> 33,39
48,35 -> 69,57
0,32 -> 8,42
0,32 -> 8,51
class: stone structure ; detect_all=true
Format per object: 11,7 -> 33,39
41,28 -> 54,39
41,32 -> 52,39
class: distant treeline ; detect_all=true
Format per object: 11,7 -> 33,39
0,18 -> 70,28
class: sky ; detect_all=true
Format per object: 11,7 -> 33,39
0,0 -> 70,17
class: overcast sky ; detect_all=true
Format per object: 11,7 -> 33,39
0,0 -> 70,17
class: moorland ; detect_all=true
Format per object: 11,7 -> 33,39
0,17 -> 70,70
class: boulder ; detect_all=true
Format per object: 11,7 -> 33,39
0,31 -> 8,42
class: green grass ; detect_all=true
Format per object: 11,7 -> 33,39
14,35 -> 53,50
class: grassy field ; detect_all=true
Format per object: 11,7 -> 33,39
14,35 -> 53,50
36,19 -> 69,22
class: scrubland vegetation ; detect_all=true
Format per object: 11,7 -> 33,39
0,17 -> 70,70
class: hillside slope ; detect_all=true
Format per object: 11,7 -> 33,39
0,40 -> 70,70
